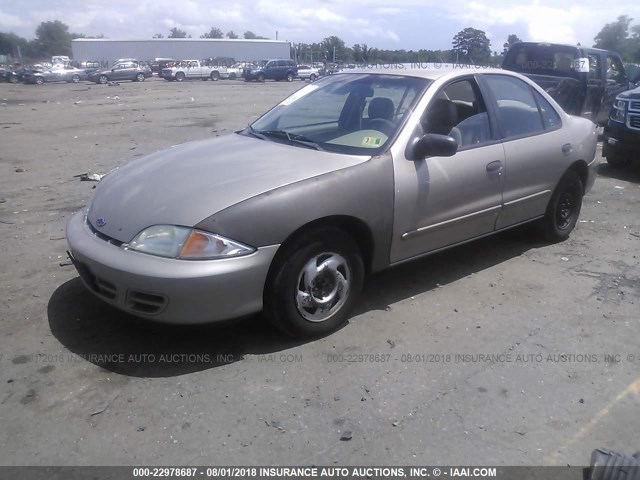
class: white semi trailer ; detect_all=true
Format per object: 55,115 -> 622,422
71,38 -> 291,67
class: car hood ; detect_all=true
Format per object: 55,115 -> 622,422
618,86 -> 640,99
87,133 -> 369,243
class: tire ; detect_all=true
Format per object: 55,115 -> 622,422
175,72 -> 185,82
35,76 -> 44,85
8,75 -> 18,84
540,170 -> 583,242
265,227 -> 364,338
229,73 -> 236,80
257,73 -> 265,82
605,149 -> 632,168
71,74 -> 80,83
309,73 -> 316,82
210,71 -> 220,81
98,75 -> 108,84
286,72 -> 294,82
135,73 -> 145,82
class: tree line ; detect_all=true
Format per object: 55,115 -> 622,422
1,17 -> 639,65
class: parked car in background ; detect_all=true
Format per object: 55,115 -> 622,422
23,65 -> 89,84
67,68 -> 597,338
150,58 -> 175,76
243,59 -> 297,82
227,62 -> 254,80
503,42 -> 633,125
603,84 -> 640,167
624,63 -> 640,87
0,66 -> 20,83
88,61 -> 152,84
161,60 -> 227,81
296,65 -> 319,81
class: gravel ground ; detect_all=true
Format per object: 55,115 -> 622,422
0,77 -> 638,467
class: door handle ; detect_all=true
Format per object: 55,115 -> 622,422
562,143 -> 572,154
486,160 -> 503,172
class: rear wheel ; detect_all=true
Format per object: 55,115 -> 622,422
540,170 -> 583,242
286,72 -> 294,82
71,74 -> 80,83
35,76 -> 44,85
135,73 -> 145,82
229,73 -> 236,80
257,73 -> 265,82
265,227 -> 364,338
98,75 -> 108,84
210,71 -> 220,81
309,73 -> 317,82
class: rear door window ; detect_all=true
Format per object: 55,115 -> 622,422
484,75 -> 545,139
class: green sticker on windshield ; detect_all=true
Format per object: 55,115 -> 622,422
362,136 -> 382,146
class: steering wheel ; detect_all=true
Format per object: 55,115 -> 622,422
366,118 -> 396,136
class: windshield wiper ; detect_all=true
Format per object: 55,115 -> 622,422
244,124 -> 267,140
255,129 -> 324,151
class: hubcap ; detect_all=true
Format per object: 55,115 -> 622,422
556,192 -> 575,229
296,253 -> 350,322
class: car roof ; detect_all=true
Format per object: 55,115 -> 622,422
334,65 -> 520,81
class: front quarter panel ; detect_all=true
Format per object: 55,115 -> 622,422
196,154 -> 396,272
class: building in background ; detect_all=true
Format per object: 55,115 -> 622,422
72,38 -> 291,66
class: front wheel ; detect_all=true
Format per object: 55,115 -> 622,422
98,75 -> 108,84
540,170 -> 583,242
265,227 -> 364,338
309,73 -> 317,82
71,74 -> 80,83
136,73 -> 145,82
257,73 -> 265,82
175,72 -> 185,82
286,72 -> 294,82
35,76 -> 44,85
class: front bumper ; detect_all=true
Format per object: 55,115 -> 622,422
603,120 -> 640,158
66,210 -> 279,324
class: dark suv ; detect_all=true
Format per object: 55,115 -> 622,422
603,85 -> 640,167
243,59 -> 297,82
503,42 -> 632,125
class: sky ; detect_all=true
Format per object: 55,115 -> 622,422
1,0 -> 639,51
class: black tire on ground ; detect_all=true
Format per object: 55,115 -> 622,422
540,170 -> 583,242
309,73 -> 316,82
265,227 -> 364,338
210,71 -> 220,81
8,75 -> 18,84
229,73 -> 236,80
257,73 -> 265,82
98,75 -> 108,84
136,73 -> 145,82
286,72 -> 294,82
605,150 -> 632,168
35,76 -> 44,85
71,74 -> 80,83
175,72 -> 185,82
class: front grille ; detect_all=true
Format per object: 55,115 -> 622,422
629,115 -> 640,130
629,101 -> 640,111
87,220 -> 124,247
126,290 -> 167,315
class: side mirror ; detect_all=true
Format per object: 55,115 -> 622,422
410,134 -> 458,160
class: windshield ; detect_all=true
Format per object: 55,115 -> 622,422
246,73 -> 430,155
503,44 -> 581,79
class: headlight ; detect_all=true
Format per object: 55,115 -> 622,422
127,225 -> 255,259
610,98 -> 627,123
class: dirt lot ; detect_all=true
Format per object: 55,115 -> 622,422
0,77 -> 639,467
